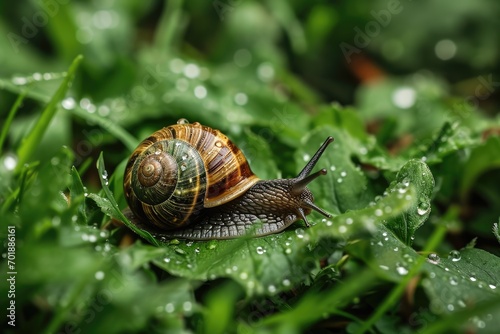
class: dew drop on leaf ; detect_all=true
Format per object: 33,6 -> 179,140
417,200 -> 431,215
256,246 -> 265,255
396,264 -> 408,276
448,250 -> 461,262
427,253 -> 440,264
295,228 -> 305,238
449,276 -> 459,286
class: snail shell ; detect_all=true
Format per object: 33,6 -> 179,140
123,120 -> 333,240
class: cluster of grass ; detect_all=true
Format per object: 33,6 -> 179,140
1,1 -> 500,333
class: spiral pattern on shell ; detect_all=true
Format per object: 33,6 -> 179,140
123,121 -> 259,230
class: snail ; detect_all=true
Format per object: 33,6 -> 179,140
123,119 -> 333,241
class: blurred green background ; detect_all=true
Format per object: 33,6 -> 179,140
1,0 -> 500,333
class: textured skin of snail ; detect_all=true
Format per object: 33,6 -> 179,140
123,121 -> 333,241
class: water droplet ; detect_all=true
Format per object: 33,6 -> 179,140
194,85 -> 207,99
302,154 -> 310,162
330,165 -> 336,172
215,141 -> 223,148
392,87 -> 416,109
62,97 -> 76,110
340,171 -> 347,177
396,265 -> 408,276
267,285 -> 276,294
180,163 -> 187,171
489,284 -> 496,290
285,248 -> 292,254
282,279 -> 291,287
12,76 -> 28,85
427,253 -> 440,264
345,217 -> 353,225
186,241 -> 193,247
3,154 -> 18,170
175,248 -> 186,255
447,304 -> 455,311
470,276 -> 477,282
234,92 -> 248,105
239,272 -> 248,280
195,247 -> 200,253
184,63 -> 200,78
374,209 -> 383,217
165,303 -> 175,313
337,178 -> 343,183
208,241 -> 217,250
256,246 -> 265,255
170,58 -> 185,73
449,276 -> 459,286
163,257 -> 171,263
94,271 -> 105,280
435,39 -> 457,61
379,265 -> 389,270
338,225 -> 347,233
448,250 -> 461,262
295,228 -> 305,238
417,201 -> 431,215
257,62 -> 274,81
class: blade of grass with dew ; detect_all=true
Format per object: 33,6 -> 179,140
15,55 -> 83,172
0,92 -> 26,154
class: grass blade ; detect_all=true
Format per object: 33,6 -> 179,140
15,55 -> 83,172
0,92 -> 26,154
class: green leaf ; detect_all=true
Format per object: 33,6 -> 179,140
385,159 -> 435,244
16,55 -> 83,172
351,225 -> 500,333
151,185 -> 414,296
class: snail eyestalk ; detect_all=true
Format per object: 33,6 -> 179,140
297,136 -> 334,179
291,168 -> 327,195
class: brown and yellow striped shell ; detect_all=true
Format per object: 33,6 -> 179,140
123,120 -> 259,230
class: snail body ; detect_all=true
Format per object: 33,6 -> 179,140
123,120 -> 333,240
